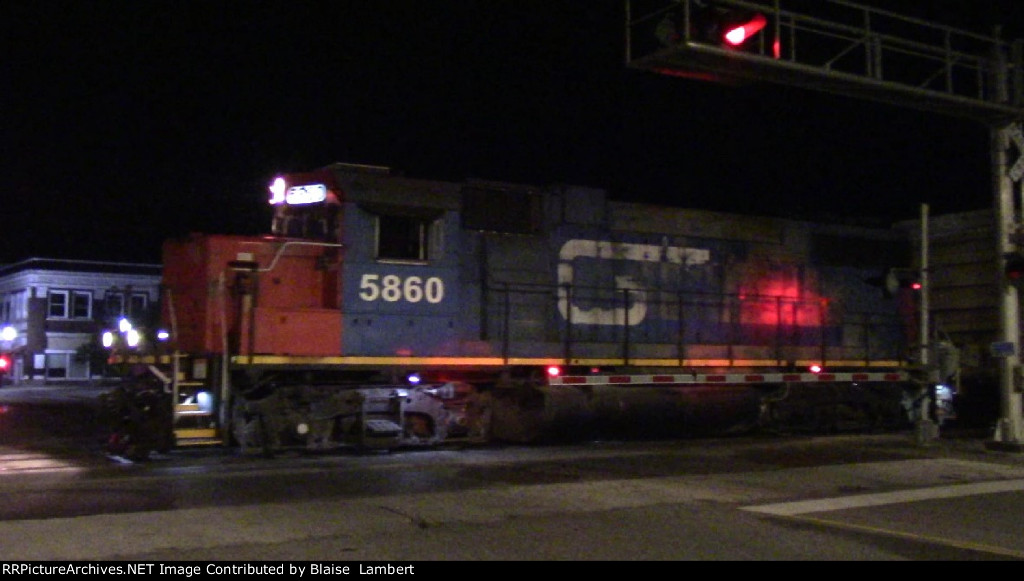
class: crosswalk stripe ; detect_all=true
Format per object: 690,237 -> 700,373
741,479 -> 1024,516
0,452 -> 83,474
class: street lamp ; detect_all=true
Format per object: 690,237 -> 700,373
103,319 -> 143,351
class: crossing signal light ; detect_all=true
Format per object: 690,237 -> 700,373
720,11 -> 767,46
866,268 -> 920,298
0,355 -> 9,374
656,3 -> 769,50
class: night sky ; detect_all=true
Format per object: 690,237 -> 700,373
5,1 -> 1024,264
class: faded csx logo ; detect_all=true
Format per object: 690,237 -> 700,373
556,239 -> 710,326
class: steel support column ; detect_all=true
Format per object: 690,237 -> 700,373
991,120 -> 1024,446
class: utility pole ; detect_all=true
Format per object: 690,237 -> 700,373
626,1 -> 1024,448
916,203 -> 937,443
988,31 -> 1024,450
990,120 -> 1024,449
990,121 -> 1024,448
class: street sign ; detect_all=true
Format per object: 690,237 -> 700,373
991,341 -> 1017,358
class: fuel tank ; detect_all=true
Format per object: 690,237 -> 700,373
480,384 -> 763,443
476,381 -> 911,443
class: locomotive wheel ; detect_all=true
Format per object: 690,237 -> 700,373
231,399 -> 275,458
257,414 -> 274,458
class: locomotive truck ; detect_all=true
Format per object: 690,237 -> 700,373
107,162 -> 929,457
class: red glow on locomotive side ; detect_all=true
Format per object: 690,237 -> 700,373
737,277 -> 824,327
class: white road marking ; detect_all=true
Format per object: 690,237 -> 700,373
0,452 -> 84,474
741,478 -> 1024,516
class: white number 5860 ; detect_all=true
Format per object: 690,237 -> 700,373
358,274 -> 445,304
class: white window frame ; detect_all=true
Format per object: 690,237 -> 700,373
48,290 -> 92,320
71,290 -> 92,319
47,290 -> 69,319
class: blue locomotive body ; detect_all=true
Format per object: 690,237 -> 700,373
320,164 -> 907,368
155,162 -> 915,452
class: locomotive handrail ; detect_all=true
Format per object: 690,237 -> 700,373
485,278 -> 908,370
256,241 -> 344,273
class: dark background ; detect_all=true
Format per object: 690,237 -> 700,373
5,1 -> 1024,264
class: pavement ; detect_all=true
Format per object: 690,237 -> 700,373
0,381 -> 116,405
4,432 -> 1024,560
5,381 -> 1024,559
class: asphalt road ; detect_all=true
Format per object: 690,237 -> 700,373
4,383 -> 1024,560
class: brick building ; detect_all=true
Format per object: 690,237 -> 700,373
0,258 -> 161,384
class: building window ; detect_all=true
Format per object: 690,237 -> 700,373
47,290 -> 92,319
45,352 -> 69,379
48,291 -> 68,318
37,352 -> 88,380
105,291 -> 148,319
129,293 -> 148,317
11,291 -> 26,319
68,353 -> 89,379
106,293 -> 125,319
71,291 -> 91,319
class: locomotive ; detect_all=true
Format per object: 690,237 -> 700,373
114,162 -> 923,457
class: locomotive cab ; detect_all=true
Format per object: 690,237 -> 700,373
268,170 -> 343,243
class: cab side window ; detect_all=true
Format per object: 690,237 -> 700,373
376,214 -> 432,262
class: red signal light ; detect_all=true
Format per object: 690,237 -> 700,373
722,12 -> 767,46
0,356 -> 9,372
869,268 -> 921,298
1005,252 -> 1024,285
809,364 -> 822,374
546,366 -> 562,378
